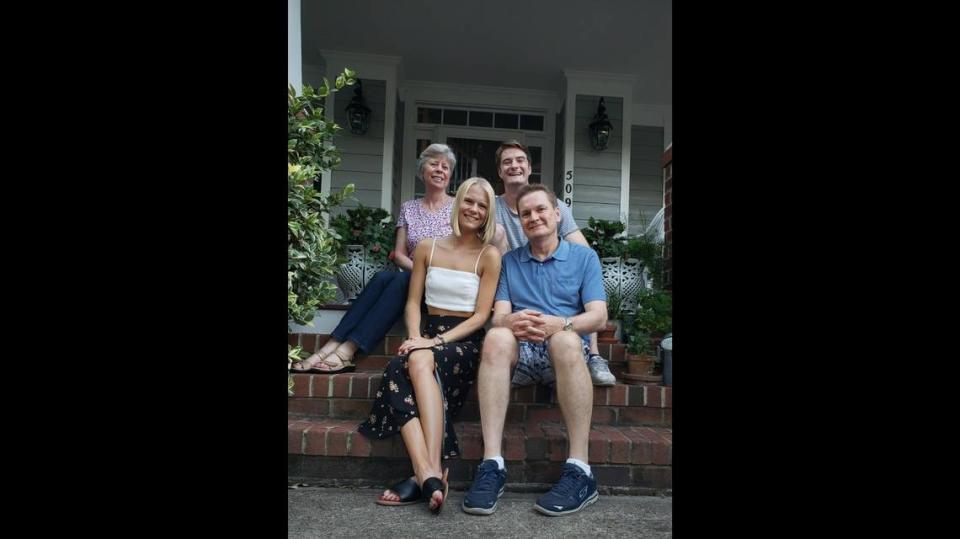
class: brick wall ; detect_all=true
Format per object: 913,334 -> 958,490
662,146 -> 672,290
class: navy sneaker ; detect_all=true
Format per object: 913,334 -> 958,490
461,459 -> 507,515
533,463 -> 599,516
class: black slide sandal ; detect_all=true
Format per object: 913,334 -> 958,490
421,469 -> 449,515
375,477 -> 423,506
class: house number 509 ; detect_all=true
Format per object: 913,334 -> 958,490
563,170 -> 574,207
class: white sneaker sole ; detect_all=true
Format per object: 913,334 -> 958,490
461,486 -> 505,515
533,490 -> 599,516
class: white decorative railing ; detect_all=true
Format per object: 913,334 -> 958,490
335,245 -> 394,302
600,257 -> 652,312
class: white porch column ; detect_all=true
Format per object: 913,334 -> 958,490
562,80 -> 577,211
287,0 -> 302,91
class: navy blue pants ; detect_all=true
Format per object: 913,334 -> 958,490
330,269 -> 411,354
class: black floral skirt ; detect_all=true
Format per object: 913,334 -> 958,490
357,315 -> 483,458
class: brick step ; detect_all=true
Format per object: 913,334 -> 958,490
289,334 -> 407,362
354,355 -> 390,371
352,355 -> 633,377
288,418 -> 671,494
290,333 -> 631,372
289,398 -> 670,426
290,372 -> 670,426
291,372 -> 671,408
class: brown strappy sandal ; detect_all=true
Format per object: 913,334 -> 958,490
290,351 -> 328,373
305,350 -> 356,374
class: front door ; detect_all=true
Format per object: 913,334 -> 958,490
407,108 -> 553,201
442,128 -> 548,196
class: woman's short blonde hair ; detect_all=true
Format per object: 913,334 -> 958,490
451,177 -> 497,245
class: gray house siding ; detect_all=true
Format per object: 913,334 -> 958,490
628,125 -> 665,235
553,107 -> 565,198
573,95 -> 623,228
331,79 -> 386,211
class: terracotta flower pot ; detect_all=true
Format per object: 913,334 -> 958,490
625,353 -> 655,375
597,323 -> 618,344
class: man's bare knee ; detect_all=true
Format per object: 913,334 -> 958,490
549,330 -> 582,352
486,327 -> 516,347
482,328 -> 517,367
548,331 -> 585,367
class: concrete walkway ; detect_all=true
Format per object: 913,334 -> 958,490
289,486 -> 672,537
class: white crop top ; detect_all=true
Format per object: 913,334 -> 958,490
424,239 -> 489,312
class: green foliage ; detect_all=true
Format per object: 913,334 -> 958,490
288,345 -> 302,396
625,232 -> 666,290
606,287 -> 624,320
632,288 -> 672,337
329,204 -> 395,264
582,217 -> 626,258
626,331 -> 653,356
583,216 -> 665,290
288,73 -> 358,330
287,69 -> 357,172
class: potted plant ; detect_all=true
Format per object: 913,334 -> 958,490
625,332 -> 655,375
329,204 -> 396,300
600,287 -> 625,342
633,288 -> 672,347
582,217 -> 627,259
625,232 -> 665,292
618,287 -> 671,384
584,217 -> 665,313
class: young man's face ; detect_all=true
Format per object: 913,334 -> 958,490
498,147 -> 531,190
518,191 -> 560,242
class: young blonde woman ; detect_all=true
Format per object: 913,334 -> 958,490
357,177 -> 501,514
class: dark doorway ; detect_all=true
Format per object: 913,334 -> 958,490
446,138 -> 504,194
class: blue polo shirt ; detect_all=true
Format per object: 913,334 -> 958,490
495,239 -> 606,321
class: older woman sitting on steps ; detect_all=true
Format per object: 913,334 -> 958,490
291,143 -> 458,374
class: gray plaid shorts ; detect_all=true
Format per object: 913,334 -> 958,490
510,337 -> 590,388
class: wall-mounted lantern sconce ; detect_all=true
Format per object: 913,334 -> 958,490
345,79 -> 371,135
588,97 -> 614,151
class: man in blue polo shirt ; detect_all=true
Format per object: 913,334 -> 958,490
462,184 -> 607,517
491,140 -> 616,387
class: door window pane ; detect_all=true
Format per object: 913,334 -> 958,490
468,111 -> 493,127
494,113 -> 519,129
417,107 -> 442,124
520,114 -> 544,131
443,109 -> 467,125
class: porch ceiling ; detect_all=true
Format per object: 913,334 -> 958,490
301,0 -> 672,105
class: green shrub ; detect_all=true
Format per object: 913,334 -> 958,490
288,73 -> 358,394
582,217 -> 626,258
626,331 -> 652,356
625,232 -> 665,290
632,288 -> 672,336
